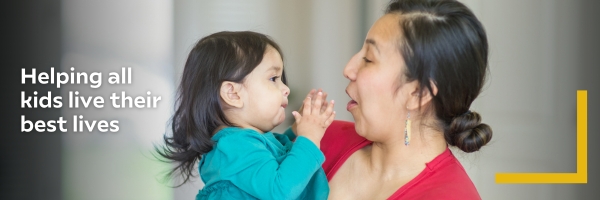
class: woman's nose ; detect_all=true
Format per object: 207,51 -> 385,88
343,53 -> 359,81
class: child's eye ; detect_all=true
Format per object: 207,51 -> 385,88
269,76 -> 280,82
363,57 -> 372,63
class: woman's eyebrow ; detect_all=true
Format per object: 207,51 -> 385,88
365,38 -> 380,54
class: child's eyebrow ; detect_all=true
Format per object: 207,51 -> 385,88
268,66 -> 282,72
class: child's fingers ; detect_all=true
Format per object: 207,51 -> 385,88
309,89 -> 320,106
292,111 -> 302,123
297,89 -> 316,115
320,92 -> 328,113
302,96 -> 312,115
323,100 -> 335,126
312,92 -> 323,114
307,89 -> 316,98
296,103 -> 304,115
321,101 -> 328,113
324,100 -> 335,116
325,111 -> 336,126
309,89 -> 319,101
313,88 -> 323,104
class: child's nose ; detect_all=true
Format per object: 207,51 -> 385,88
283,85 -> 290,97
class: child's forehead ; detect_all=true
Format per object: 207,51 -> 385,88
256,47 -> 284,72
264,45 -> 282,59
255,63 -> 283,75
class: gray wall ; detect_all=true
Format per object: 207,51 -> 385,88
60,0 -> 175,199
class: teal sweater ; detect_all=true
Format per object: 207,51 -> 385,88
196,127 -> 329,200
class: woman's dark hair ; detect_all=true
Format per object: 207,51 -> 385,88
386,0 -> 492,152
156,31 -> 286,185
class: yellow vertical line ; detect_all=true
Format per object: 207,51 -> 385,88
577,90 -> 587,182
495,90 -> 588,184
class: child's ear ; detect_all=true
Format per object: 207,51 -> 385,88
406,80 -> 438,110
220,81 -> 244,108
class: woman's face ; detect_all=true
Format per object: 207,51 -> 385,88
344,14 -> 413,140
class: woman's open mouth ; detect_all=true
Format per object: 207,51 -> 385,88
346,89 -> 358,111
347,100 -> 357,111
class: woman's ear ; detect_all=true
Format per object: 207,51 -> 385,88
406,80 -> 438,110
220,81 -> 244,108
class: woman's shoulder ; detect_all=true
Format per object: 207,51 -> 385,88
321,120 -> 364,143
391,148 -> 481,199
321,120 -> 366,152
321,120 -> 371,179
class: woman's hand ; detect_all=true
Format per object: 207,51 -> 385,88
292,89 -> 335,148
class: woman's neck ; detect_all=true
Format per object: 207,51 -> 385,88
364,126 -> 447,181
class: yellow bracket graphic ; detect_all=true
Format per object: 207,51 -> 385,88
495,90 -> 588,184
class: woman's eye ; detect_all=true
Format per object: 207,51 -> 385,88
363,57 -> 372,63
270,76 -> 280,82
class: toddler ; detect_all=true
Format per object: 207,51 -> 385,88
158,31 -> 335,200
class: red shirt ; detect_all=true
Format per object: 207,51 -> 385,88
321,120 -> 481,200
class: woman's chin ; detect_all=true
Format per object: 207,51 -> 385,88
349,112 -> 357,123
351,116 -> 369,138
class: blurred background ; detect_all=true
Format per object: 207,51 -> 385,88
2,0 -> 599,199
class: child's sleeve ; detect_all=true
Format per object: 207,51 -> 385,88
214,131 -> 324,200
281,127 -> 297,141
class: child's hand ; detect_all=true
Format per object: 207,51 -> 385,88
291,89 -> 330,134
292,90 -> 335,148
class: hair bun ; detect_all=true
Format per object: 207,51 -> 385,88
446,111 -> 492,153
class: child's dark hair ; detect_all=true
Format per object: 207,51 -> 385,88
156,31 -> 286,185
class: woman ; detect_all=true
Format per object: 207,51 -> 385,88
299,0 -> 492,199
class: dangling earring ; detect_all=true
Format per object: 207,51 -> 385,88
404,110 -> 411,146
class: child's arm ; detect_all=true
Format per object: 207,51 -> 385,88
215,132 -> 325,199
280,127 -> 297,141
214,90 -> 335,199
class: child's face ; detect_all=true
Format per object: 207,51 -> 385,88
240,45 -> 290,133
